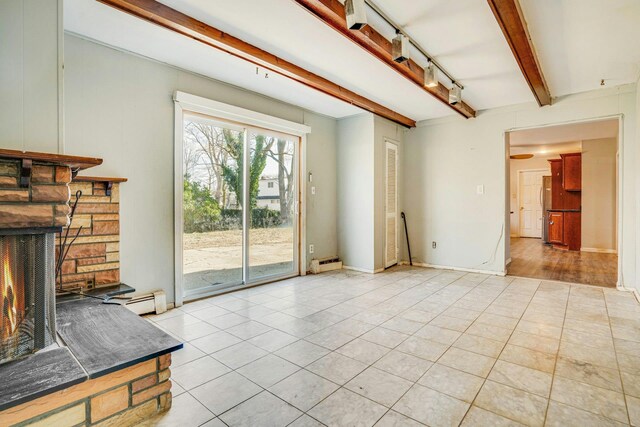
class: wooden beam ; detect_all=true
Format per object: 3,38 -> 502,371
294,0 -> 476,119
96,0 -> 416,128
487,0 -> 552,106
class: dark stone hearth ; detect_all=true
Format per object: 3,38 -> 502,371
56,298 -> 182,378
0,296 -> 182,412
0,347 -> 87,411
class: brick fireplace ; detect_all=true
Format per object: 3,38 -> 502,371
0,149 -> 181,426
0,150 -> 86,367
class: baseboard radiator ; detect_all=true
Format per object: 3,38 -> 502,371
310,256 -> 343,274
124,290 -> 168,315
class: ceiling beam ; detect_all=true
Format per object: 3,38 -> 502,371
487,0 -> 552,106
294,0 -> 476,119
97,0 -> 416,127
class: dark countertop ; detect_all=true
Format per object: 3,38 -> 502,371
57,298 -> 183,378
547,209 -> 581,212
0,295 -> 182,411
0,347 -> 87,411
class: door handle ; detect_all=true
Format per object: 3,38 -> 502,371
539,187 -> 543,205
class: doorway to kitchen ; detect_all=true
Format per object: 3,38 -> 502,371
506,117 -> 620,287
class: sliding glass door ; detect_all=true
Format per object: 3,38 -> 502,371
180,113 -> 299,300
248,130 -> 297,281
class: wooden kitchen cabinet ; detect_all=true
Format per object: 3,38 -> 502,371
548,212 -> 564,244
561,153 -> 581,191
563,212 -> 581,251
549,159 -> 564,208
548,211 -> 581,250
549,156 -> 581,210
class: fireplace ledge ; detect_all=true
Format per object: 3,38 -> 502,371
0,347 -> 87,411
56,298 -> 182,378
0,297 -> 182,412
0,149 -> 102,171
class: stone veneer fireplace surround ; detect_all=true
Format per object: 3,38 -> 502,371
0,149 -> 182,426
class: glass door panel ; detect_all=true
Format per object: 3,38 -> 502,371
247,131 -> 297,281
182,115 -> 244,296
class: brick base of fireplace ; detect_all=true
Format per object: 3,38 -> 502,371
0,355 -> 172,426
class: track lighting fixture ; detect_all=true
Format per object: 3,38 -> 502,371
424,61 -> 438,88
345,0 -> 367,30
392,31 -> 409,63
449,84 -> 462,105
348,0 -> 464,97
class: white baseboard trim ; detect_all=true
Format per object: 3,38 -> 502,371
399,261 -> 506,277
342,265 -> 385,274
581,247 -> 617,254
617,284 -> 640,303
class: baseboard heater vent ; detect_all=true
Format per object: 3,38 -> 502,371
124,290 -> 167,315
310,256 -> 343,274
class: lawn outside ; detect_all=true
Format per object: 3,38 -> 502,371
183,227 -> 294,290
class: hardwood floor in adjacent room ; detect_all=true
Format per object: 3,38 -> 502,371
508,237 -> 618,287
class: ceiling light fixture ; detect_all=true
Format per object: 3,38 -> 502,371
424,61 -> 438,88
449,83 -> 462,105
362,0 -> 464,93
345,0 -> 367,30
392,30 -> 410,63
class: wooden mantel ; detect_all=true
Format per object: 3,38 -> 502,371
0,149 -> 103,171
73,176 -> 128,183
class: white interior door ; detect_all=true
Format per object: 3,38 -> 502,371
385,141 -> 398,268
519,170 -> 546,238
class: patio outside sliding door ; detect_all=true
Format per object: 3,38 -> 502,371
181,113 -> 299,300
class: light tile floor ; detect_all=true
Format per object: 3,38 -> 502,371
142,266 -> 640,426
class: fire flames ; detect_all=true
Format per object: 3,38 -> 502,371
2,252 -> 17,337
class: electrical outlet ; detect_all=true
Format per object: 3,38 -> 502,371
432,241 -> 437,249
309,244 -> 315,254
311,186 -> 316,195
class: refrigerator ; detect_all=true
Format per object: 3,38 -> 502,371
542,176 -> 552,243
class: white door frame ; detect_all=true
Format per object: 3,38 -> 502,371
516,168 -> 548,238
384,139 -> 399,268
504,114 -> 623,288
173,92 -> 310,306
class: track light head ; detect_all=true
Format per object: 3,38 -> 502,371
424,62 -> 438,88
345,0 -> 367,30
449,84 -> 462,105
392,32 -> 410,63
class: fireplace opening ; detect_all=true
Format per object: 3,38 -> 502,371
0,229 -> 57,365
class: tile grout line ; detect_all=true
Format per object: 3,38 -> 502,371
541,281 -> 572,426
605,288 -> 633,425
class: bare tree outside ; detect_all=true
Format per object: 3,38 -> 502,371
182,118 -> 297,291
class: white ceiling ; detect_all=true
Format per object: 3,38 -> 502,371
509,118 -> 619,146
509,117 -> 618,157
520,0 -> 640,96
64,0 -> 640,123
510,141 -> 582,157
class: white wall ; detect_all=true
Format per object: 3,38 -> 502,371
337,114 -> 375,272
509,156 -> 552,236
64,34 -> 340,303
0,0 -> 61,152
582,138 -> 617,252
404,85 -> 637,286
